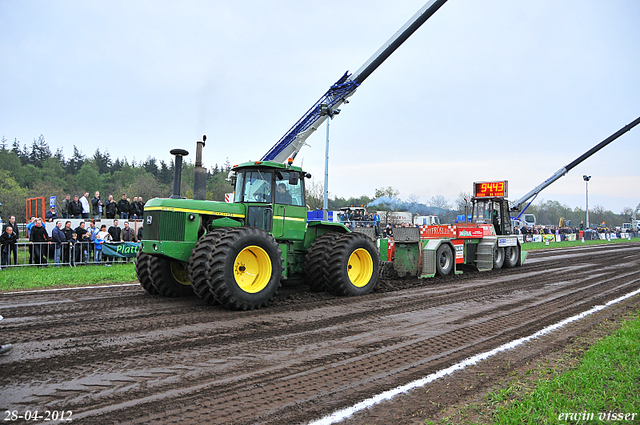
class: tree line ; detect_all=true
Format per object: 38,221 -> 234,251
0,135 -> 234,222
0,135 -> 632,227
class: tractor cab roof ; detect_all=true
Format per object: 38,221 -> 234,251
232,160 -> 305,174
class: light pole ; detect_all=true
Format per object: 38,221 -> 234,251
319,104 -> 340,221
583,175 -> 591,230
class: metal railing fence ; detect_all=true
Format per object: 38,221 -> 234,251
0,242 -> 134,268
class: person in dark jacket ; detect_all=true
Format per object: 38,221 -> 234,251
275,183 -> 292,204
91,191 -> 103,219
62,221 -> 74,263
62,221 -> 74,241
136,197 -> 145,218
108,220 -> 122,242
0,226 -> 18,268
2,216 -> 19,265
60,194 -> 71,219
45,207 -> 58,222
121,221 -> 137,242
29,219 -> 50,265
131,197 -> 140,220
69,195 -> 83,218
105,195 -> 118,219
74,222 -> 89,263
51,221 -> 66,266
117,194 -> 131,219
68,233 -> 79,266
106,220 -> 123,263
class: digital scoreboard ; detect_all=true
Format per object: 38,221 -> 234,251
474,180 -> 508,198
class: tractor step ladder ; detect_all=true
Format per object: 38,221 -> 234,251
475,236 -> 496,271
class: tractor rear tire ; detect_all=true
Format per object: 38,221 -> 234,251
148,256 -> 194,297
207,227 -> 283,311
135,251 -> 158,295
188,230 -> 227,305
325,233 -> 379,297
493,246 -> 505,270
504,245 -> 519,268
304,232 -> 341,292
435,244 -> 454,276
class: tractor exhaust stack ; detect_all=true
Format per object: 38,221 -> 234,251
194,135 -> 207,201
170,148 -> 189,199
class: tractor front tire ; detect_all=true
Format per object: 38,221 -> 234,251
207,227 -> 283,311
504,245 -> 520,268
304,232 -> 341,292
435,244 -> 454,276
493,246 -> 505,270
148,256 -> 194,297
325,233 -> 379,297
135,251 -> 158,295
188,230 -> 227,305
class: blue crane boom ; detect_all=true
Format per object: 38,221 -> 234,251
261,0 -> 449,163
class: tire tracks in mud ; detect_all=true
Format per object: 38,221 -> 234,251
0,242 -> 639,424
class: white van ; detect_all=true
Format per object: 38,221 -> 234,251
378,211 -> 412,225
520,213 -> 536,228
413,215 -> 441,226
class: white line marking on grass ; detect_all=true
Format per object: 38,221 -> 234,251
3,283 -> 139,295
308,287 -> 640,425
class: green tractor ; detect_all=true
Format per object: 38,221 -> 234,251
136,145 -> 379,310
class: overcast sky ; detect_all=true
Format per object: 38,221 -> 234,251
2,0 -> 639,214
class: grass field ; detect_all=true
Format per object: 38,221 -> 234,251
0,263 -> 136,291
522,236 -> 639,251
485,311 -> 640,424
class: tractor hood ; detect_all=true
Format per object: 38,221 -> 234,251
144,197 -> 245,219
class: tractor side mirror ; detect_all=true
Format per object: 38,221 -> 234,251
289,172 -> 300,186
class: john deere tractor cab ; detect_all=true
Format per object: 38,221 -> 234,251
136,144 -> 379,311
232,160 -> 307,235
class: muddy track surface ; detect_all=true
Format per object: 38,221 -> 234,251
1,243 -> 639,424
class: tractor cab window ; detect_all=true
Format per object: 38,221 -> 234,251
275,171 -> 304,206
472,200 -> 492,223
235,170 -> 273,203
472,199 -> 511,234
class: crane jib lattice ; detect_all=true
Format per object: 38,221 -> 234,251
261,72 -> 359,161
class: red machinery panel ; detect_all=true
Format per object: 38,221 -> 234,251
456,226 -> 484,239
420,225 -> 456,239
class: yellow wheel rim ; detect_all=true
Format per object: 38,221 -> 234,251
347,248 -> 373,288
234,245 -> 272,293
170,262 -> 191,286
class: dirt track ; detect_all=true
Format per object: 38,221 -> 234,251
1,242 -> 639,424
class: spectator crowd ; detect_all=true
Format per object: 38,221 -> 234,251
2,191 -> 145,268
46,192 -> 146,221
514,223 -> 635,241
339,208 -> 381,236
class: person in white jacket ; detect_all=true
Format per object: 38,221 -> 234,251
80,192 -> 90,219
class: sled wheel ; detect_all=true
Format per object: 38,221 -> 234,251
208,227 -> 283,311
325,233 -> 379,296
435,244 -> 454,276
135,251 -> 158,295
304,232 -> 341,292
504,245 -> 520,268
493,246 -> 505,269
149,255 -> 194,297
